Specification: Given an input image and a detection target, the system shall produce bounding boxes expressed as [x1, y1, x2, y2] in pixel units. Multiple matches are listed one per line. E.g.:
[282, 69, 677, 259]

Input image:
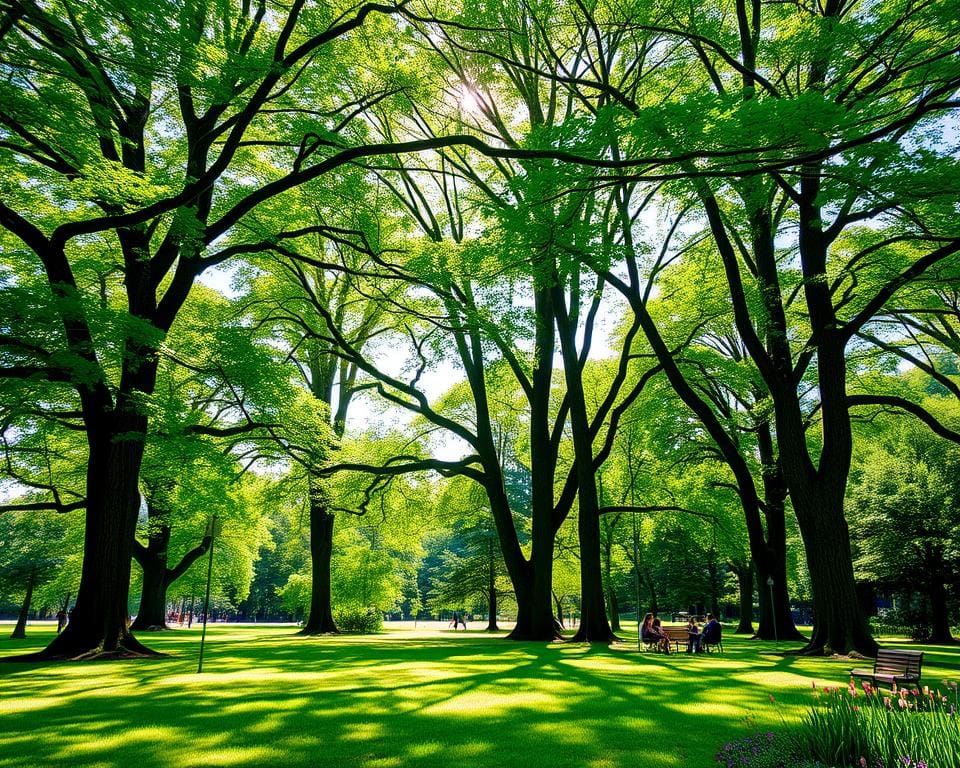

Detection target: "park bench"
[850, 649, 923, 688]
[663, 625, 691, 653]
[643, 625, 694, 653]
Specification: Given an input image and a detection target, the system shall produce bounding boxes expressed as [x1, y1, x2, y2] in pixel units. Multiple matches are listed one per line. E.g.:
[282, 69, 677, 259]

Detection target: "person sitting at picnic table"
[641, 613, 671, 654]
[699, 613, 721, 651]
[685, 616, 700, 653]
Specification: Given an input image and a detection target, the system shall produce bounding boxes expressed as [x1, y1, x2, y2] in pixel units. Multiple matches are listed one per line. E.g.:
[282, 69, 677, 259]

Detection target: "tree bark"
[571, 507, 616, 642]
[754, 421, 806, 642]
[791, 487, 878, 656]
[299, 495, 338, 635]
[10, 574, 34, 639]
[553, 285, 614, 644]
[507, 284, 561, 641]
[26, 434, 160, 659]
[132, 544, 170, 630]
[508, 546, 558, 640]
[928, 578, 955, 644]
[607, 588, 621, 632]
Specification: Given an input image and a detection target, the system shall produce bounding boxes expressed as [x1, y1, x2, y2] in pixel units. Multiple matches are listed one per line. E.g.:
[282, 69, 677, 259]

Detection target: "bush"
[333, 606, 383, 634]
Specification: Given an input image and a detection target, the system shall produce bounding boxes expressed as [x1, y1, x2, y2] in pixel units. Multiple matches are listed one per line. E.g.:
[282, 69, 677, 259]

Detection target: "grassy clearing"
[1, 624, 958, 768]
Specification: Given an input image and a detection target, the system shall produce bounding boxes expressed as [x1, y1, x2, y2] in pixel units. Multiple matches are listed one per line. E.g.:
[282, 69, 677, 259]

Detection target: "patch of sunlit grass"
[1, 623, 958, 768]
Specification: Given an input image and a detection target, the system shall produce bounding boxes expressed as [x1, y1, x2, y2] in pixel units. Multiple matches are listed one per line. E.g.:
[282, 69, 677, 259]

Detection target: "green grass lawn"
[1, 624, 958, 768]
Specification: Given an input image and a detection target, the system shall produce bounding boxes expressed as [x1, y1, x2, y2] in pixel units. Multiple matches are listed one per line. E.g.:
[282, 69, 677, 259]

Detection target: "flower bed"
[716, 680, 960, 768]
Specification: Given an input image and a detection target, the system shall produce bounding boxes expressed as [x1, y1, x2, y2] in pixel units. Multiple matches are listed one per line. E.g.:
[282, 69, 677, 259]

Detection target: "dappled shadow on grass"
[1, 627, 958, 768]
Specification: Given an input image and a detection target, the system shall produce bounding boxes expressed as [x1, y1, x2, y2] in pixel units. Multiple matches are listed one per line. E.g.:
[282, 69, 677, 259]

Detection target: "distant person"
[460, 613, 468, 630]
[640, 613, 654, 641]
[685, 616, 700, 653]
[450, 611, 460, 629]
[56, 608, 67, 633]
[699, 614, 721, 652]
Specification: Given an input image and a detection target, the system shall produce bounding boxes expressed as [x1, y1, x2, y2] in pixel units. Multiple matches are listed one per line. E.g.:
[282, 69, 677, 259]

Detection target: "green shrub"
[333, 606, 383, 634]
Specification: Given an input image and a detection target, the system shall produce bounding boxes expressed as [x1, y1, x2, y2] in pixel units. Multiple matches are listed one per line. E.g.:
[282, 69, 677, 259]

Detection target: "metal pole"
[766, 576, 778, 645]
[633, 512, 641, 652]
[197, 515, 218, 674]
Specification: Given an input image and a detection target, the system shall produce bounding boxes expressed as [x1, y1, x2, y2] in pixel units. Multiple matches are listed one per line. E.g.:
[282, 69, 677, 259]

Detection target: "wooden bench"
[642, 626, 685, 652]
[663, 625, 692, 653]
[850, 649, 923, 688]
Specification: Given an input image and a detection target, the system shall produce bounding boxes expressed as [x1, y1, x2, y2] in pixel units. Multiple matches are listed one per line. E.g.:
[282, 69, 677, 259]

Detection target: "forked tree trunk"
[508, 545, 558, 640]
[554, 287, 614, 644]
[131, 519, 211, 631]
[300, 499, 338, 635]
[10, 574, 34, 639]
[133, 553, 170, 630]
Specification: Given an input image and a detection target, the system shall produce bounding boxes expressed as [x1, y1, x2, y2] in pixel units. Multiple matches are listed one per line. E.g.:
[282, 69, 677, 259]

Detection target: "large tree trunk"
[754, 554, 805, 642]
[508, 543, 558, 640]
[507, 285, 561, 642]
[10, 574, 35, 639]
[792, 489, 878, 656]
[30, 435, 159, 659]
[928, 579, 955, 644]
[731, 562, 753, 635]
[754, 421, 805, 642]
[571, 508, 615, 642]
[300, 491, 338, 635]
[132, 549, 170, 630]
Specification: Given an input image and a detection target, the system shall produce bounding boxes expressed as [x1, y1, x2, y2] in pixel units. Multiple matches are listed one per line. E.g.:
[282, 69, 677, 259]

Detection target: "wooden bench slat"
[850, 649, 923, 688]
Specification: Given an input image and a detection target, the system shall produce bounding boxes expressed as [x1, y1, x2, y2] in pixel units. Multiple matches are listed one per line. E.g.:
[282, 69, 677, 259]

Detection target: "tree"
[0, 0, 454, 659]
[428, 480, 518, 631]
[849, 417, 960, 644]
[235, 181, 398, 634]
[541, 0, 960, 654]
[0, 510, 68, 638]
